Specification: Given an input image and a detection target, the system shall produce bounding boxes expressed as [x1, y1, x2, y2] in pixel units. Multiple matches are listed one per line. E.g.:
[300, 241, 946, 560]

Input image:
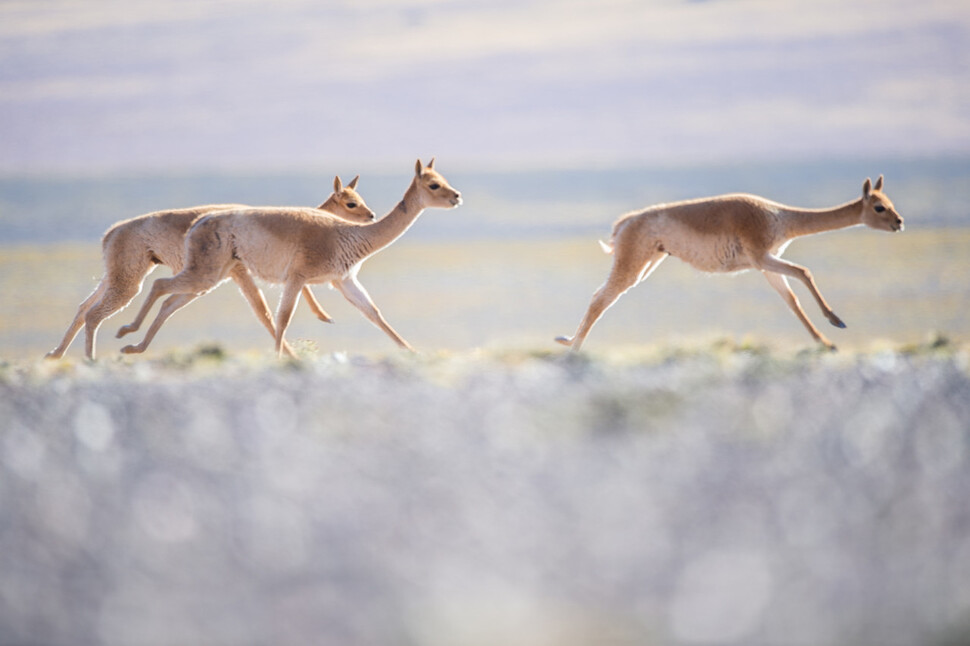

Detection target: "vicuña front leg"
[334, 276, 415, 351]
[302, 285, 334, 323]
[230, 266, 298, 358]
[762, 271, 836, 350]
[273, 279, 304, 358]
[757, 255, 845, 329]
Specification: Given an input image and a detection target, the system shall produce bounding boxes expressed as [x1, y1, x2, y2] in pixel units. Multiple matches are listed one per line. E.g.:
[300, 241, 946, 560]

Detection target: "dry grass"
[3, 227, 968, 361]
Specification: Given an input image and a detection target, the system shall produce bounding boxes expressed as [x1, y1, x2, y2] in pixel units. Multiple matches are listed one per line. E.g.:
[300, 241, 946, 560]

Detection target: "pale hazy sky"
[1, 0, 968, 172]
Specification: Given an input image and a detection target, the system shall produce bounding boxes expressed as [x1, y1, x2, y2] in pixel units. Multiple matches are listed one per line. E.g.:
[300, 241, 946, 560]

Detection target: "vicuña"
[119, 159, 462, 357]
[556, 176, 903, 351]
[47, 176, 374, 360]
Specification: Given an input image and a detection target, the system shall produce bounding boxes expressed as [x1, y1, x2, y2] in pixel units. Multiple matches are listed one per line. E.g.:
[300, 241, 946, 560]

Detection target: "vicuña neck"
[361, 179, 426, 253]
[781, 198, 863, 239]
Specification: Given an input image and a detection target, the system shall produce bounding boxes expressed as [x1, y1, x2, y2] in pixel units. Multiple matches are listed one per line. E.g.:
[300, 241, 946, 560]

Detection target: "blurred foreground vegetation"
[1, 338, 969, 645]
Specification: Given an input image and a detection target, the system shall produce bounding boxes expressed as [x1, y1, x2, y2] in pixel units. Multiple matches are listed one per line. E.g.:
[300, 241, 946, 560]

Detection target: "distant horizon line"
[2, 152, 968, 179]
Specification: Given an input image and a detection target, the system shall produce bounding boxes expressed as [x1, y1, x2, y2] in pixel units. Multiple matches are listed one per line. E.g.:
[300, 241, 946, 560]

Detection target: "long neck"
[358, 179, 426, 254]
[780, 198, 863, 239]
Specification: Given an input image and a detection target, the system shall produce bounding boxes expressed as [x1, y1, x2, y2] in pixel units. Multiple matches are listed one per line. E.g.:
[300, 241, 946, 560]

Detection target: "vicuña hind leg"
[84, 284, 144, 359]
[118, 260, 233, 353]
[119, 219, 233, 339]
[120, 292, 199, 354]
[556, 251, 667, 351]
[49, 256, 155, 359]
[116, 275, 180, 339]
[47, 281, 107, 359]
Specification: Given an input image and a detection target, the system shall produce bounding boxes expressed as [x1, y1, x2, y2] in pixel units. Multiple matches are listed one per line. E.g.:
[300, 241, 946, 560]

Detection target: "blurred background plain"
[1, 0, 968, 357]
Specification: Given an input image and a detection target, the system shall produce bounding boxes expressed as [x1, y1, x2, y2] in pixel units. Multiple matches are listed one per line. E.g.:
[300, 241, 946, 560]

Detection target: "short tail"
[599, 215, 633, 254]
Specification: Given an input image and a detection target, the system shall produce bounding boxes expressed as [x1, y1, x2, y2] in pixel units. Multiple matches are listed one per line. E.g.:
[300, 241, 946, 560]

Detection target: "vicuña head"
[414, 157, 463, 208]
[861, 175, 903, 232]
[319, 175, 376, 223]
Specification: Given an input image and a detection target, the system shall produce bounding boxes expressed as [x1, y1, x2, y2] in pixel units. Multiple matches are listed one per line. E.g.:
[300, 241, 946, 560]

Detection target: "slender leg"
[333, 276, 414, 351]
[230, 266, 297, 358]
[116, 276, 178, 339]
[555, 252, 667, 351]
[47, 281, 107, 359]
[762, 271, 836, 350]
[50, 257, 155, 359]
[756, 255, 845, 329]
[302, 285, 333, 323]
[119, 262, 234, 353]
[120, 293, 200, 354]
[273, 279, 304, 358]
[83, 284, 144, 359]
[119, 218, 233, 339]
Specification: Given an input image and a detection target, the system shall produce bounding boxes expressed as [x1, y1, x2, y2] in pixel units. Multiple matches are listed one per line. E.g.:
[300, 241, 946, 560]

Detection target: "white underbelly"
[666, 234, 752, 273]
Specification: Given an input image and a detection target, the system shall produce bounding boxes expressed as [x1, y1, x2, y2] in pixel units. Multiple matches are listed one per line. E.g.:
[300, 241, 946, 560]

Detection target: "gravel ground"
[2, 344, 969, 646]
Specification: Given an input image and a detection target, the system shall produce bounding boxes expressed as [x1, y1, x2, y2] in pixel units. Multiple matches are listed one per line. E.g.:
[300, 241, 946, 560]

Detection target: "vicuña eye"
[429, 183, 441, 190]
[346, 202, 358, 209]
[874, 205, 886, 213]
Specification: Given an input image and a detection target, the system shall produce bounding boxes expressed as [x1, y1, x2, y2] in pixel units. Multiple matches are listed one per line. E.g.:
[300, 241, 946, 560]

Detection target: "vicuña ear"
[862, 177, 872, 199]
[427, 157, 435, 169]
[415, 159, 423, 176]
[333, 176, 343, 192]
[348, 175, 360, 189]
[873, 174, 884, 191]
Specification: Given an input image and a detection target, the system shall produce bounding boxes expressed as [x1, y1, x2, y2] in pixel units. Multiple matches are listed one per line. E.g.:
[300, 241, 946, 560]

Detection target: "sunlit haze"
[1, 0, 968, 172]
